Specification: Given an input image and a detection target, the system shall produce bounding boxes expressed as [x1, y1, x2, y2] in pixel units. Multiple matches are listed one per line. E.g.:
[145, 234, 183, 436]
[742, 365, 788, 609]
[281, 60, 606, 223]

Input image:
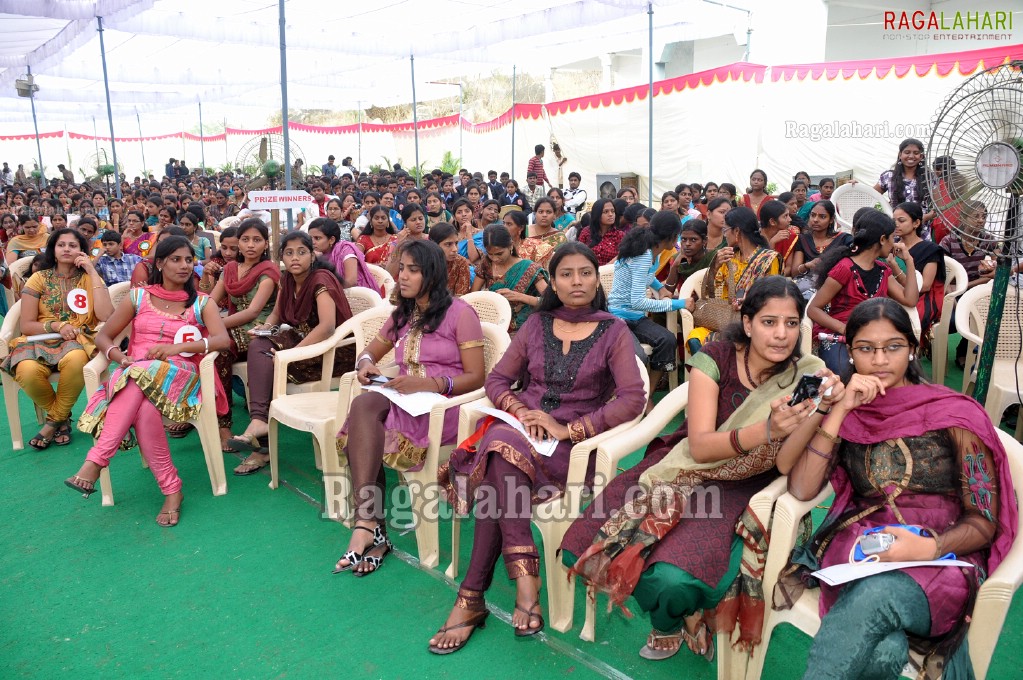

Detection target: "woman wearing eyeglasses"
[777, 298, 1017, 680]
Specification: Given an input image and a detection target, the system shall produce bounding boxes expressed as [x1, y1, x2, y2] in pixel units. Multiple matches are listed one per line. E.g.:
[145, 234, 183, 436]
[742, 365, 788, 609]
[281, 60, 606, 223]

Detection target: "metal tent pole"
[647, 1, 654, 205]
[135, 107, 146, 177]
[411, 53, 420, 182]
[357, 101, 362, 174]
[27, 66, 45, 187]
[511, 65, 516, 177]
[278, 0, 293, 229]
[198, 98, 206, 175]
[96, 16, 122, 199]
[458, 81, 463, 165]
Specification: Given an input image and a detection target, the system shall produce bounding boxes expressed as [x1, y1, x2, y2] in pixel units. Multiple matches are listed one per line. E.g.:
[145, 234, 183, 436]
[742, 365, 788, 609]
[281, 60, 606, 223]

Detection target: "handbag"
[691, 298, 739, 331]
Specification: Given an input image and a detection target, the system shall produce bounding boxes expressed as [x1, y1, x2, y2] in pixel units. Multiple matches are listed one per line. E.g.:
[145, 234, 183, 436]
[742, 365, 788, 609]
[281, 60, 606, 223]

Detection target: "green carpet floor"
[1, 344, 1020, 679]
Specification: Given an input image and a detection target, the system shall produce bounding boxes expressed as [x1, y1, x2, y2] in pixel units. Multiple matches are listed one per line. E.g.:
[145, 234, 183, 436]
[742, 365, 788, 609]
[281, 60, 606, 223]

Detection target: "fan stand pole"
[972, 258, 1012, 405]
[972, 197, 1020, 405]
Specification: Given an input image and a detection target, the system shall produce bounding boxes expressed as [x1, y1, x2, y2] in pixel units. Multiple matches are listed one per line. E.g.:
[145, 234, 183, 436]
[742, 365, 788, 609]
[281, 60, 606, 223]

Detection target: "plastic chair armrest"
[590, 384, 690, 463]
[271, 326, 351, 398]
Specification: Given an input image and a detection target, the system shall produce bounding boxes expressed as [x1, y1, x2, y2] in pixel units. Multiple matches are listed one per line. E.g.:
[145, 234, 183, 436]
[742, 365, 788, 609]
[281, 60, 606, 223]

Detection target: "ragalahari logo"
[884, 10, 1013, 31]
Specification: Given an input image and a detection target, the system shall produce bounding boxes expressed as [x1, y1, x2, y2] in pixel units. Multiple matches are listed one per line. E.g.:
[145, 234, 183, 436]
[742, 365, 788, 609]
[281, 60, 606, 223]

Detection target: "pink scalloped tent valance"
[22, 44, 1023, 143]
[771, 43, 1023, 82]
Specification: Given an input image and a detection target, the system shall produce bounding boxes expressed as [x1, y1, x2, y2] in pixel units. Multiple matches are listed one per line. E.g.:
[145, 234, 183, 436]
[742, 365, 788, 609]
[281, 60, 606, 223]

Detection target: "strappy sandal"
[427, 610, 490, 655]
[156, 502, 182, 527]
[165, 423, 194, 438]
[64, 474, 98, 498]
[332, 525, 377, 574]
[513, 598, 545, 637]
[233, 453, 269, 476]
[681, 622, 715, 662]
[29, 421, 59, 450]
[53, 421, 72, 446]
[226, 432, 267, 453]
[353, 525, 392, 578]
[639, 628, 685, 660]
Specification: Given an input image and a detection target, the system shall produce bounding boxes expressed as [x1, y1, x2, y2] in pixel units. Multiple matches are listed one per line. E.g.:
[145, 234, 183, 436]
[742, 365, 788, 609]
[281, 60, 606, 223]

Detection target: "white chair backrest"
[108, 281, 131, 310]
[598, 263, 615, 297]
[9, 256, 34, 293]
[344, 286, 384, 316]
[463, 291, 513, 330]
[366, 264, 395, 298]
[830, 183, 892, 232]
[956, 282, 1023, 360]
[0, 300, 21, 349]
[479, 321, 511, 373]
[944, 256, 969, 298]
[679, 268, 708, 301]
[352, 305, 396, 364]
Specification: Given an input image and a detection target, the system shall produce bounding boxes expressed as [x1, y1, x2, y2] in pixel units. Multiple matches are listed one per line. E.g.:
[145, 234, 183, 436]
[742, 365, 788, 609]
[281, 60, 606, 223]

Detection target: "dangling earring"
[848, 357, 854, 364]
[909, 354, 915, 361]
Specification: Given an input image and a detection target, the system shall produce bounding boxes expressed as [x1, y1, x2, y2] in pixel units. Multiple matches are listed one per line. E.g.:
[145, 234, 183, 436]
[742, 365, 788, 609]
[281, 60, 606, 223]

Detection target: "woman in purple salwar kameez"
[428, 242, 646, 654]
[777, 298, 1017, 680]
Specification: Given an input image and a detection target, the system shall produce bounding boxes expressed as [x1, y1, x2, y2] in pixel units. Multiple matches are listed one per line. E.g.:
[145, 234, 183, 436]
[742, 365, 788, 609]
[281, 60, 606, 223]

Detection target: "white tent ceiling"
[0, 0, 743, 130]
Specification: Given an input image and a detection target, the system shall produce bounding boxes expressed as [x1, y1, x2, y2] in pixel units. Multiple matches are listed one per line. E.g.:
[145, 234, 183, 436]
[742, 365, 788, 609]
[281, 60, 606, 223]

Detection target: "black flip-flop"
[226, 433, 267, 452]
[165, 423, 194, 438]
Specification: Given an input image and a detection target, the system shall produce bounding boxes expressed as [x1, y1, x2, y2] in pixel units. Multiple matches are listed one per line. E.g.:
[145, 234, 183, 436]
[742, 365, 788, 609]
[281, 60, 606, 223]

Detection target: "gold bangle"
[815, 427, 841, 444]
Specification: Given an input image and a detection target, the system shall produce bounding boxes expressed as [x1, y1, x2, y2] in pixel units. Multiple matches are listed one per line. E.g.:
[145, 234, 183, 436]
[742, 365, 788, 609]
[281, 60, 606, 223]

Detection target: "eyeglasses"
[850, 343, 909, 356]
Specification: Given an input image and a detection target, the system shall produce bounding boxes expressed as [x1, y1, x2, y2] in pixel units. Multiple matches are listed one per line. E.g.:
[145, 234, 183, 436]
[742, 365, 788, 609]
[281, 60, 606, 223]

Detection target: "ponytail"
[814, 209, 894, 289]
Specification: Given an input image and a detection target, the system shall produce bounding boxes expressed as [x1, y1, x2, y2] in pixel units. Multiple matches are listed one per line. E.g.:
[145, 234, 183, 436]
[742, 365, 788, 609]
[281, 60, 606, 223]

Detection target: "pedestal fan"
[927, 60, 1023, 403]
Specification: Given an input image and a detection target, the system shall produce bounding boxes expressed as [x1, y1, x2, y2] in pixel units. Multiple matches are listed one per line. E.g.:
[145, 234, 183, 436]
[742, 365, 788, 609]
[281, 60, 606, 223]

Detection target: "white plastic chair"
[84, 324, 227, 506]
[930, 256, 970, 386]
[447, 356, 650, 636]
[344, 286, 384, 316]
[749, 428, 1023, 680]
[266, 310, 381, 504]
[0, 281, 128, 450]
[955, 282, 1023, 439]
[366, 263, 395, 299]
[830, 183, 892, 233]
[330, 321, 510, 568]
[462, 290, 513, 330]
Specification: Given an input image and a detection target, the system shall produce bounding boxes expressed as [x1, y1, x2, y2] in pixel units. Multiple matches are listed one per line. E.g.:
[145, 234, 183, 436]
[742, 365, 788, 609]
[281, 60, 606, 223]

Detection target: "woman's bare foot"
[332, 521, 378, 572]
[220, 427, 236, 452]
[681, 612, 714, 660]
[156, 491, 183, 527]
[512, 574, 543, 634]
[640, 628, 684, 659]
[232, 451, 269, 475]
[244, 419, 269, 440]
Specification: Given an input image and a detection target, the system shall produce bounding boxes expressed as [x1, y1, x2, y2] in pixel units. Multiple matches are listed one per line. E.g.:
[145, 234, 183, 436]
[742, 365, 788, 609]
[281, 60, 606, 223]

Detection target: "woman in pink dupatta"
[777, 298, 1017, 680]
[307, 217, 379, 294]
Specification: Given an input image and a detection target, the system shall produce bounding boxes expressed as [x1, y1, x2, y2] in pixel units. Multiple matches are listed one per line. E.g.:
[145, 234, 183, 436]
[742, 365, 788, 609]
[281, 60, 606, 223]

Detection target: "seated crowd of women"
[2, 145, 1015, 678]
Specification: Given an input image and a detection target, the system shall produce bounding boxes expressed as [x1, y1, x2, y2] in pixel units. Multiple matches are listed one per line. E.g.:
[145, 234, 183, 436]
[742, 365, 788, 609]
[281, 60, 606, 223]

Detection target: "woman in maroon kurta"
[778, 298, 1017, 679]
[430, 242, 646, 654]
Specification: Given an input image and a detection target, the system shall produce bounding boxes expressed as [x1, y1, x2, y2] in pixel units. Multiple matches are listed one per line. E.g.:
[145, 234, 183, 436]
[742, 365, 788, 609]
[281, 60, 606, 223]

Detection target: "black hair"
[844, 297, 925, 384]
[405, 188, 423, 202]
[725, 206, 770, 248]
[307, 217, 342, 251]
[279, 230, 341, 282]
[159, 205, 177, 223]
[618, 210, 682, 260]
[532, 197, 556, 218]
[534, 144, 545, 155]
[793, 171, 811, 183]
[889, 138, 929, 208]
[362, 191, 381, 204]
[639, 207, 657, 224]
[401, 202, 427, 224]
[681, 218, 708, 239]
[622, 202, 648, 228]
[707, 196, 732, 215]
[502, 209, 528, 237]
[568, 171, 581, 181]
[427, 222, 458, 244]
[759, 200, 789, 230]
[537, 242, 608, 313]
[100, 230, 121, 244]
[776, 192, 795, 205]
[366, 205, 397, 234]
[750, 169, 768, 183]
[894, 201, 925, 236]
[718, 183, 738, 205]
[815, 209, 895, 289]
[818, 177, 835, 189]
[234, 217, 270, 263]
[40, 228, 90, 271]
[790, 180, 808, 191]
[482, 223, 515, 255]
[185, 202, 206, 225]
[547, 187, 565, 206]
[661, 190, 679, 205]
[587, 198, 622, 247]
[390, 240, 452, 336]
[149, 235, 198, 305]
[808, 199, 837, 235]
[722, 275, 804, 386]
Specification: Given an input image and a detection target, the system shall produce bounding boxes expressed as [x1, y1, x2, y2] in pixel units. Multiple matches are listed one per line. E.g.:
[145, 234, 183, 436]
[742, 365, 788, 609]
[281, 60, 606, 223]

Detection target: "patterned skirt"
[1, 336, 89, 376]
[77, 358, 203, 437]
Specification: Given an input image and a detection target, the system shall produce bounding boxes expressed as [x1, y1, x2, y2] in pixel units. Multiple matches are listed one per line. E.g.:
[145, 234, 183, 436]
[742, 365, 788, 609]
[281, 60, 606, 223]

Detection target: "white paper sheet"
[474, 406, 560, 458]
[812, 559, 974, 587]
[364, 385, 447, 417]
[24, 333, 63, 342]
